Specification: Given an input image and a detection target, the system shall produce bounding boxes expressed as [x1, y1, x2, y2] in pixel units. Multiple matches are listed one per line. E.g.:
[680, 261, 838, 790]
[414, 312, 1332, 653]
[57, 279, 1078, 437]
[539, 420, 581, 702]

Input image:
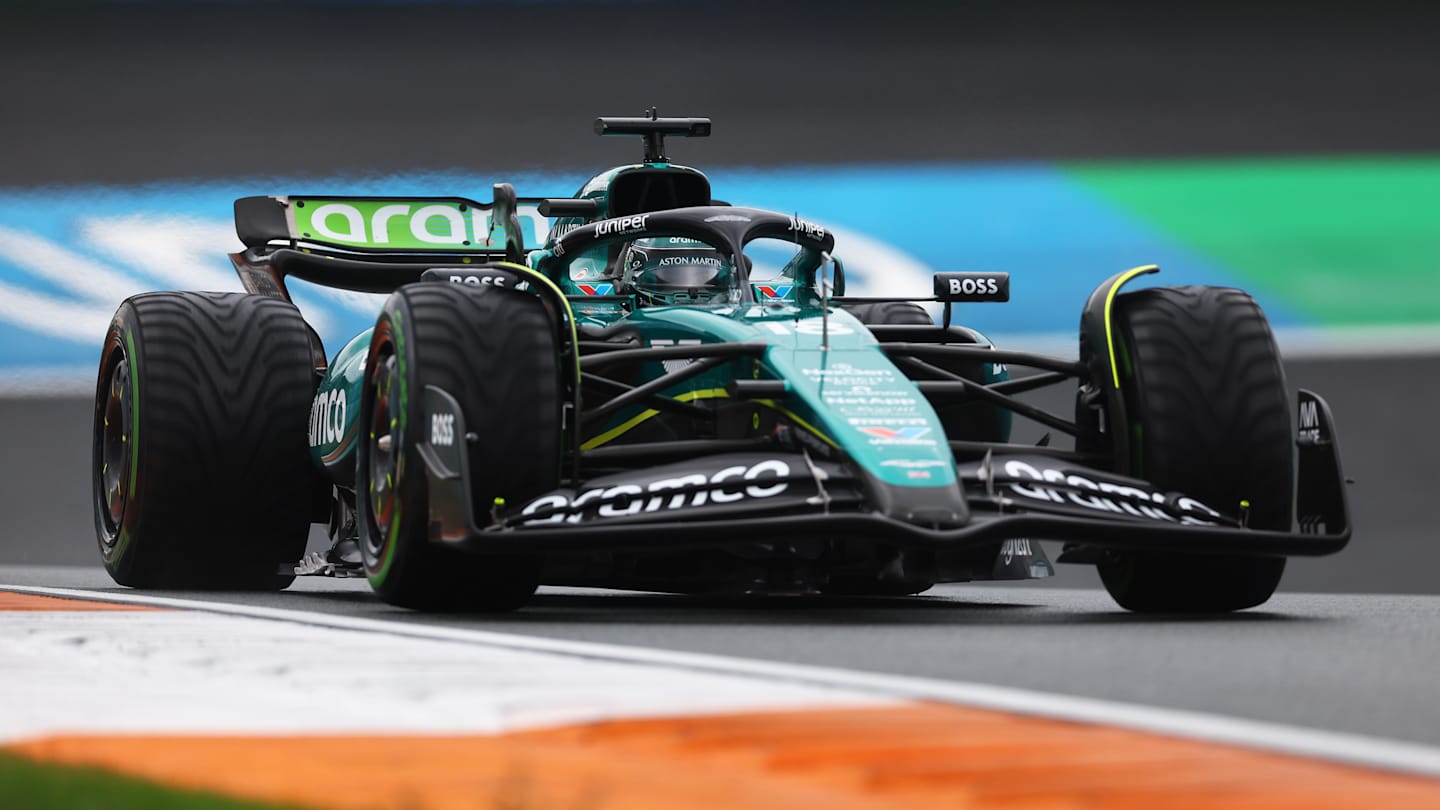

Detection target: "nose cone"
[861, 472, 971, 529]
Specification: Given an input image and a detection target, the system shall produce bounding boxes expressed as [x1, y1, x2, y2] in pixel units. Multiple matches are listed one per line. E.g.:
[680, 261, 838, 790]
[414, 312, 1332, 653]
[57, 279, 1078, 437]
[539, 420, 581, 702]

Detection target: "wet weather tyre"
[1098, 286, 1293, 612]
[93, 292, 319, 589]
[357, 283, 561, 611]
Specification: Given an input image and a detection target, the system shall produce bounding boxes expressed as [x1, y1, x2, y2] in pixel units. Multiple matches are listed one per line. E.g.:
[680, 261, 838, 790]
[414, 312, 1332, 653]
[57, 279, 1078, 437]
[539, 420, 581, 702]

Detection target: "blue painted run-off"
[0, 165, 1299, 376]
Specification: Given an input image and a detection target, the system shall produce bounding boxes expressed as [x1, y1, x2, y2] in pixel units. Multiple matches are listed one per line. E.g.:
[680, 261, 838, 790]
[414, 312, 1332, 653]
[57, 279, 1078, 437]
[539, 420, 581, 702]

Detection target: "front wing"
[419, 385, 1350, 559]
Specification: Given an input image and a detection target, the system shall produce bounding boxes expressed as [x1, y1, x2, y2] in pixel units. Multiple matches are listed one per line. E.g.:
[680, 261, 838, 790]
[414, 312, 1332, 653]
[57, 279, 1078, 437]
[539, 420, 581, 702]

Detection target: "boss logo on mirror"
[933, 272, 1010, 302]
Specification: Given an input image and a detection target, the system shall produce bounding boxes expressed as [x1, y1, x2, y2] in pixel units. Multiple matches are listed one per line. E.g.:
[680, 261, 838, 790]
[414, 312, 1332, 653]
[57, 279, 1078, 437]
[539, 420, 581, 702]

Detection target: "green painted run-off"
[1066, 156, 1440, 327]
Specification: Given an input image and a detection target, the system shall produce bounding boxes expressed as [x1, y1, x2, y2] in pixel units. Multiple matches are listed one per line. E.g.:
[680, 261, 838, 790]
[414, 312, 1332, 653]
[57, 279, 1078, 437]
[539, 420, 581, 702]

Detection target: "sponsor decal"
[576, 283, 615, 296]
[1001, 459, 1222, 525]
[650, 338, 702, 373]
[762, 320, 853, 336]
[1299, 397, 1321, 442]
[804, 364, 902, 388]
[786, 216, 826, 241]
[858, 426, 932, 441]
[657, 255, 724, 268]
[849, 417, 929, 426]
[826, 397, 920, 411]
[829, 398, 918, 407]
[521, 459, 792, 524]
[440, 272, 524, 290]
[828, 402, 922, 415]
[704, 214, 752, 223]
[291, 199, 543, 250]
[1000, 538, 1033, 564]
[907, 470, 933, 480]
[947, 277, 999, 296]
[305, 202, 465, 245]
[932, 272, 1010, 302]
[806, 363, 921, 413]
[593, 214, 649, 237]
[430, 413, 455, 447]
[308, 388, 347, 447]
[755, 284, 794, 300]
[880, 458, 948, 469]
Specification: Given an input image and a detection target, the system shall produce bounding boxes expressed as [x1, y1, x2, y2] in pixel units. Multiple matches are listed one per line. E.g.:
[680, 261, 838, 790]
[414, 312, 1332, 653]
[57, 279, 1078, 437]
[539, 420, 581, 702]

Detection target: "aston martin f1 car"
[93, 114, 1350, 612]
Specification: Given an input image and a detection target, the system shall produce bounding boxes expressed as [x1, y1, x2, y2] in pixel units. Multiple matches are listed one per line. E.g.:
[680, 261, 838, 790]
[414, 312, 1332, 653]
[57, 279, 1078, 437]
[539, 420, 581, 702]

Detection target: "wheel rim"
[366, 350, 399, 555]
[98, 353, 132, 545]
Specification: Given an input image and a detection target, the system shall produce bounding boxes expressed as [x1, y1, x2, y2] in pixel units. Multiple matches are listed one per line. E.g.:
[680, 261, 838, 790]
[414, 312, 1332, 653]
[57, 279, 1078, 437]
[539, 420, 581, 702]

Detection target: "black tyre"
[844, 301, 934, 327]
[1098, 286, 1292, 612]
[357, 283, 562, 611]
[93, 292, 319, 589]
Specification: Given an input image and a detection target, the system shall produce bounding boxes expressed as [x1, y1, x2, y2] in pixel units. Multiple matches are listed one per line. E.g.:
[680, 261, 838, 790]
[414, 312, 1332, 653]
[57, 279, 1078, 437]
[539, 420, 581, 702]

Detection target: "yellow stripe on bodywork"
[1104, 264, 1159, 388]
[755, 399, 839, 449]
[494, 261, 581, 388]
[582, 388, 731, 449]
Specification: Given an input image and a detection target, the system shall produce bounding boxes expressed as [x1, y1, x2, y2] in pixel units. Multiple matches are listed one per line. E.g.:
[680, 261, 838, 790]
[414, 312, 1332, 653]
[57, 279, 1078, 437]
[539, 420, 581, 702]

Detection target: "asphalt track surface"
[5, 566, 1440, 752]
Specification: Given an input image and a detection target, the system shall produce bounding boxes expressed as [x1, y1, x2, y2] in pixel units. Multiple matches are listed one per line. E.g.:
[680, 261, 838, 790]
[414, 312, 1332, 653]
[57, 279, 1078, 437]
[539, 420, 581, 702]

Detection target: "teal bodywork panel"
[308, 328, 372, 477]
[574, 304, 968, 489]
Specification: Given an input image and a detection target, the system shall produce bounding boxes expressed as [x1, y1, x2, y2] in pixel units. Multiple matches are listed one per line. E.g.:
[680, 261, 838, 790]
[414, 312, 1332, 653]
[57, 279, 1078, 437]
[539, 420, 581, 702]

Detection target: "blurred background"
[2, 0, 1436, 592]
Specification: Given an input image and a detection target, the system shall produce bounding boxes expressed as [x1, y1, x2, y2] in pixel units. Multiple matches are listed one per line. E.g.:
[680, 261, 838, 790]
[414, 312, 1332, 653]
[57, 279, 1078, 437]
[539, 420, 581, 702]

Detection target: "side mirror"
[933, 272, 1009, 302]
[831, 255, 846, 296]
[933, 271, 1009, 328]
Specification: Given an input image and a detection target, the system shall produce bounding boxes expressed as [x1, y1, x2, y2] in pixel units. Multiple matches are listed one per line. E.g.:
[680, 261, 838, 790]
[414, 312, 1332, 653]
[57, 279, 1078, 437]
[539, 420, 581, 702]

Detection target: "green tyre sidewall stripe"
[366, 308, 405, 589]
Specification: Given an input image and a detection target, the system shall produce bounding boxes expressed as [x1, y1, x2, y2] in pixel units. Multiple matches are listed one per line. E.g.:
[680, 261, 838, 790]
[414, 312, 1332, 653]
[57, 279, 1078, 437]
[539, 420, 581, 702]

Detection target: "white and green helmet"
[620, 237, 738, 305]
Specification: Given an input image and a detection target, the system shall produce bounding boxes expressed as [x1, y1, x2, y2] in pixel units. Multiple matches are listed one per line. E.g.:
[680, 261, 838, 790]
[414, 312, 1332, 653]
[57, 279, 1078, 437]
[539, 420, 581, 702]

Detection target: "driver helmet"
[620, 237, 737, 305]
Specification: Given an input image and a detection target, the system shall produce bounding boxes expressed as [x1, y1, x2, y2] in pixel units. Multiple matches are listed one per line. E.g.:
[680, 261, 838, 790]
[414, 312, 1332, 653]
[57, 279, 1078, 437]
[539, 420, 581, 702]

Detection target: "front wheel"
[357, 283, 562, 611]
[1098, 286, 1292, 612]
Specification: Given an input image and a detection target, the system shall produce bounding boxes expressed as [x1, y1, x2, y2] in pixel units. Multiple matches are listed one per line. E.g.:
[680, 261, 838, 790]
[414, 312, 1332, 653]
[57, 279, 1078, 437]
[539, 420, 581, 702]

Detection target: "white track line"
[7, 583, 1440, 779]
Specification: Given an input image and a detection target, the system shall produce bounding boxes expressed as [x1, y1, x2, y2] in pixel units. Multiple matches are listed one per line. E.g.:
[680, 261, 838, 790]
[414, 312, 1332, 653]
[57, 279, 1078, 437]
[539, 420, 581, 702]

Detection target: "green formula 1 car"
[92, 114, 1351, 612]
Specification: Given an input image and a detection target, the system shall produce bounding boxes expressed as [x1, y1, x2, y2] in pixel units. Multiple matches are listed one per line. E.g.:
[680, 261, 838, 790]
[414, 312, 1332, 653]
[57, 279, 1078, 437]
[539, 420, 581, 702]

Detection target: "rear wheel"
[93, 292, 318, 589]
[357, 283, 562, 611]
[1098, 286, 1292, 612]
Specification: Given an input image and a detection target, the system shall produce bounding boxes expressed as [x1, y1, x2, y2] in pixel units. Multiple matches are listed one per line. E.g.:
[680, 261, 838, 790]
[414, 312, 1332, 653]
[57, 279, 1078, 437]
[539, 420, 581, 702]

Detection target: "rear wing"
[230, 183, 558, 298]
[234, 183, 551, 260]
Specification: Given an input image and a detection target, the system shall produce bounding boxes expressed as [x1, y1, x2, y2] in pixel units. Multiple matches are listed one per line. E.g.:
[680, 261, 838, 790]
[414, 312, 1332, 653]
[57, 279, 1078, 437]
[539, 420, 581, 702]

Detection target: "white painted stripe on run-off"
[0, 601, 888, 744]
[8, 583, 1440, 779]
